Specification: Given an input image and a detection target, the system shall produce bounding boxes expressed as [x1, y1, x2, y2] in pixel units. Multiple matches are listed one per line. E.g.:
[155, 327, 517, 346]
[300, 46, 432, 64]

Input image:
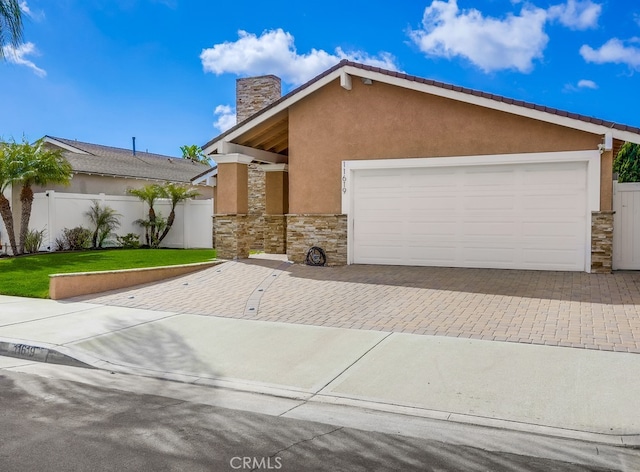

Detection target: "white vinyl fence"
[24, 191, 213, 252]
[613, 181, 640, 270]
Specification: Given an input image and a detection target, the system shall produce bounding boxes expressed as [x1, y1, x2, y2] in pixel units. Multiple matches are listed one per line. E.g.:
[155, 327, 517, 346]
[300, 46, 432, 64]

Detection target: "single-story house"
[41, 136, 214, 198]
[0, 136, 214, 253]
[203, 60, 640, 273]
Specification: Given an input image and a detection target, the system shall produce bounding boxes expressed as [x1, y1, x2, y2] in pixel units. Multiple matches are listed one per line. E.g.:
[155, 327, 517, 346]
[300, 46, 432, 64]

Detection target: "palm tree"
[157, 183, 199, 244]
[12, 138, 72, 254]
[0, 141, 18, 255]
[180, 145, 207, 163]
[85, 200, 121, 248]
[128, 184, 163, 246]
[0, 138, 72, 255]
[0, 0, 23, 60]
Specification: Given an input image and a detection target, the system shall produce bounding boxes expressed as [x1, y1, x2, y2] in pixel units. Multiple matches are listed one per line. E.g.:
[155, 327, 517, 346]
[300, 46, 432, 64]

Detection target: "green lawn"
[0, 249, 217, 299]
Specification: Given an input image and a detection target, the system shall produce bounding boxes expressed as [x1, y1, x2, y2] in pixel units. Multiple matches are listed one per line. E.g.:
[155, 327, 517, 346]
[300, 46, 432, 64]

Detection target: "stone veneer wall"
[214, 215, 250, 260]
[591, 211, 614, 273]
[264, 215, 287, 254]
[286, 214, 347, 266]
[247, 164, 266, 251]
[236, 76, 282, 123]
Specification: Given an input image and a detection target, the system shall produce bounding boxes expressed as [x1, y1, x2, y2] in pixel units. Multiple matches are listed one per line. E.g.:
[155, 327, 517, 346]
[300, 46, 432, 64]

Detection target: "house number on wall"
[342, 163, 347, 194]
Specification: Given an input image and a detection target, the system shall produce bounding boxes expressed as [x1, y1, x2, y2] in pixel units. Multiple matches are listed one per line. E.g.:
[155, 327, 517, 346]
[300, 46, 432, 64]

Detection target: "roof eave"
[203, 60, 640, 153]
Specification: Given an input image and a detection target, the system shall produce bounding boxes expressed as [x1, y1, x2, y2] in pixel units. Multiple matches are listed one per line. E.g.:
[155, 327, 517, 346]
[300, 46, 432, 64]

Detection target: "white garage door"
[352, 161, 588, 271]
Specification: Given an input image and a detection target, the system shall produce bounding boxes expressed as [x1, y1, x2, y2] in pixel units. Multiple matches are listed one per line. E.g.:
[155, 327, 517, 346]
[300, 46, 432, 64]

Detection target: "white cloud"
[547, 0, 601, 30]
[213, 104, 236, 132]
[19, 1, 31, 15]
[408, 0, 548, 73]
[200, 29, 399, 86]
[580, 38, 640, 69]
[577, 79, 598, 89]
[2, 42, 46, 77]
[19, 1, 44, 21]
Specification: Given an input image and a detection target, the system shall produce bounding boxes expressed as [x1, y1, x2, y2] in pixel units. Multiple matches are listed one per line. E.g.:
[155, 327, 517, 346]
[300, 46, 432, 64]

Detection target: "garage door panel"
[407, 196, 459, 211]
[461, 222, 516, 237]
[461, 247, 516, 264]
[523, 165, 585, 186]
[521, 220, 583, 238]
[522, 194, 585, 211]
[352, 160, 588, 271]
[463, 195, 517, 211]
[411, 221, 457, 236]
[521, 248, 583, 268]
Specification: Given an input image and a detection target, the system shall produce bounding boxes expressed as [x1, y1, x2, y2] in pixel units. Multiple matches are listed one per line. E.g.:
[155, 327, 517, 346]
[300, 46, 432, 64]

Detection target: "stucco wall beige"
[288, 78, 605, 214]
[265, 171, 289, 214]
[216, 163, 248, 214]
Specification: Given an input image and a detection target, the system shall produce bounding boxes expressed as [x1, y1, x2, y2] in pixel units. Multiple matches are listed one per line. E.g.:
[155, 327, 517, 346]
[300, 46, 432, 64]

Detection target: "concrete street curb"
[0, 340, 94, 369]
[3, 340, 638, 448]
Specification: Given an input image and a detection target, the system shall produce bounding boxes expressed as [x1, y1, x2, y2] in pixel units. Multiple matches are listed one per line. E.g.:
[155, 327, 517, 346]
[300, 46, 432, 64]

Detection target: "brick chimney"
[236, 75, 282, 124]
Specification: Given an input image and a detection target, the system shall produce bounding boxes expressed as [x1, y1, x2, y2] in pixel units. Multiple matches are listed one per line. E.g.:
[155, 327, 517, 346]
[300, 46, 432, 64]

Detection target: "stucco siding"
[288, 78, 603, 214]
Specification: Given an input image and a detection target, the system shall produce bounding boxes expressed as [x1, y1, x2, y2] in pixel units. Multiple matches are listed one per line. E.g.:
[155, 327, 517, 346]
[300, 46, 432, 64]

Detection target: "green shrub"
[85, 200, 122, 248]
[57, 226, 92, 251]
[24, 228, 47, 254]
[116, 233, 140, 249]
[614, 142, 640, 183]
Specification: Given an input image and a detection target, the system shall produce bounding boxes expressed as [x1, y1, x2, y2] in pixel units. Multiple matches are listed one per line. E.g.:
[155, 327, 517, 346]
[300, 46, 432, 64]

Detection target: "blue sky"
[2, 0, 639, 157]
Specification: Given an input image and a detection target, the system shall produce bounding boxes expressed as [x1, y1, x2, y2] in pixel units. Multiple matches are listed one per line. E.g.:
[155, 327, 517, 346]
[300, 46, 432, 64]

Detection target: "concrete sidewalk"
[0, 294, 638, 446]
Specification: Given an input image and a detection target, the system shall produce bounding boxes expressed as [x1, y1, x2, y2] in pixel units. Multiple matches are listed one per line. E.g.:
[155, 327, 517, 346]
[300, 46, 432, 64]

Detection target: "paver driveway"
[72, 258, 640, 354]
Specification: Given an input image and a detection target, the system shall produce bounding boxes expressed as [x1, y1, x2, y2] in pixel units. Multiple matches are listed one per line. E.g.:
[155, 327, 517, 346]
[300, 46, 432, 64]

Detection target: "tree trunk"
[0, 193, 18, 256]
[157, 210, 175, 244]
[18, 184, 34, 255]
[148, 206, 156, 247]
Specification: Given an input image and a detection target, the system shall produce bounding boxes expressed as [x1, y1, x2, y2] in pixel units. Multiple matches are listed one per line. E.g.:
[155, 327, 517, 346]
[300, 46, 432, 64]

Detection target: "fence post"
[47, 190, 56, 252]
[184, 200, 191, 249]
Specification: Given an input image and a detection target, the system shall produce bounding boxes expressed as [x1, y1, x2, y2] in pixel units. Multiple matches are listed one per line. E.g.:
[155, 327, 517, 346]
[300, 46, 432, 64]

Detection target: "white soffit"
[219, 142, 287, 164]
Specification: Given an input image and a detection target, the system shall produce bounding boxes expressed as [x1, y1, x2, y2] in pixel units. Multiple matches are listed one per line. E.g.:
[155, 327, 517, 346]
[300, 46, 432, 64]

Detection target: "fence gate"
[613, 181, 640, 270]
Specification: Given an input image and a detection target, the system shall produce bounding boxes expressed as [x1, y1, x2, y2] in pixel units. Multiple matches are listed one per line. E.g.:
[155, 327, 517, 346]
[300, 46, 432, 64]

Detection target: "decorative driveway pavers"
[73, 259, 640, 354]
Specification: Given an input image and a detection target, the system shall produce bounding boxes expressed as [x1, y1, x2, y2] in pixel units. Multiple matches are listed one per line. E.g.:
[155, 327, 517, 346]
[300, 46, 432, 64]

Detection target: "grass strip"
[0, 249, 216, 298]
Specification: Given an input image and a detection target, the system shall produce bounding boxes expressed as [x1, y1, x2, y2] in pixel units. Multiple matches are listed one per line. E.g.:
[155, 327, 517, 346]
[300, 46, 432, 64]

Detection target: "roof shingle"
[46, 136, 211, 184]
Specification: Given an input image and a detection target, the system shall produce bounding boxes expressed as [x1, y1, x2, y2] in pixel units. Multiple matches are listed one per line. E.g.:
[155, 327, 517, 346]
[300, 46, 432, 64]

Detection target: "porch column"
[591, 148, 614, 273]
[263, 164, 288, 254]
[214, 153, 252, 260]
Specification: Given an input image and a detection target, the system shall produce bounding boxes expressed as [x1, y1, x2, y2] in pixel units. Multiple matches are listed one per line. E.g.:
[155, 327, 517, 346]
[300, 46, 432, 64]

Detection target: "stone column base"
[591, 211, 614, 273]
[214, 214, 250, 260]
[286, 214, 347, 266]
[264, 215, 287, 254]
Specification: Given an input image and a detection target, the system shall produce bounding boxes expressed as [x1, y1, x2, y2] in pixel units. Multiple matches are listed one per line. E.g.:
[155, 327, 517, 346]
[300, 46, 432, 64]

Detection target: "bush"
[614, 142, 640, 183]
[116, 233, 140, 249]
[24, 228, 47, 254]
[85, 200, 122, 248]
[56, 226, 92, 251]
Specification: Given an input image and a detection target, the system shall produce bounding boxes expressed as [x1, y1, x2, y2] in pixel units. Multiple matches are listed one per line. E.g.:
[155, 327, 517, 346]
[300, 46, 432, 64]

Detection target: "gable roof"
[44, 136, 212, 184]
[203, 60, 640, 157]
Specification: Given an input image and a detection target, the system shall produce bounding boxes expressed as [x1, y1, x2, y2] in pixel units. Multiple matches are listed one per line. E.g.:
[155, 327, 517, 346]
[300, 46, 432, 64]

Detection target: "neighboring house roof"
[203, 60, 640, 157]
[44, 136, 212, 184]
